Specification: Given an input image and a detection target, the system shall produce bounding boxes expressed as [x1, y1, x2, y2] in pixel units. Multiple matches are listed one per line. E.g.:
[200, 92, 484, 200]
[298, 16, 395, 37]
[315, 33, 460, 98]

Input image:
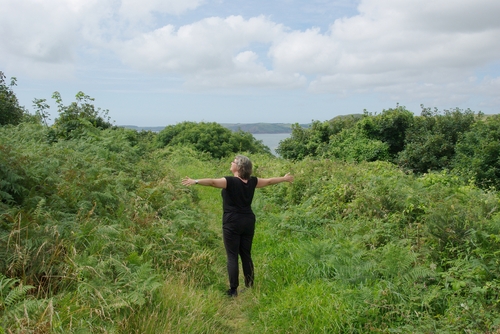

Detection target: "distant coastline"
[220, 123, 295, 134]
[121, 122, 309, 134]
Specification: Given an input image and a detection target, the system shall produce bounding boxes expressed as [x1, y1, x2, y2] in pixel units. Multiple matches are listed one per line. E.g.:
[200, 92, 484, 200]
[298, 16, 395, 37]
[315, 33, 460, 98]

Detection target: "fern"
[376, 242, 417, 280]
[33, 197, 46, 218]
[402, 265, 436, 285]
[0, 159, 26, 204]
[300, 239, 379, 284]
[3, 283, 34, 308]
[0, 274, 18, 308]
[0, 273, 50, 331]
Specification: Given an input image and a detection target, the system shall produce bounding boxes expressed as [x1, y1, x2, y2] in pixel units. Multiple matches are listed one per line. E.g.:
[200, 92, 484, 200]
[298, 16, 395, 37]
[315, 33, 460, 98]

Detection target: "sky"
[1, 0, 500, 126]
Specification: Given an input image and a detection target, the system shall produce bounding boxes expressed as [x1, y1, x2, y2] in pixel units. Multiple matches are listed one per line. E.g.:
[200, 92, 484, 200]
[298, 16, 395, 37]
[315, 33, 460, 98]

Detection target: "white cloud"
[264, 0, 500, 97]
[0, 1, 78, 63]
[0, 0, 107, 78]
[0, 0, 204, 77]
[269, 28, 340, 74]
[394, 0, 500, 33]
[119, 0, 204, 21]
[116, 15, 303, 87]
[1, 0, 500, 114]
[187, 48, 307, 89]
[110, 0, 500, 97]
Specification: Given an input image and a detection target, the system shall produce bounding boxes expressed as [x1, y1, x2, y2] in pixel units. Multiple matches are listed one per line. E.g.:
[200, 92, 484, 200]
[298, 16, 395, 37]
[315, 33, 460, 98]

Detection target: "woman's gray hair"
[234, 155, 253, 180]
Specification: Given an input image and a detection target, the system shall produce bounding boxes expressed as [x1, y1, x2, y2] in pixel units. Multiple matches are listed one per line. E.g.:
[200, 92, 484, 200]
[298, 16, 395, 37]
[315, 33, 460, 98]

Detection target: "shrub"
[358, 105, 414, 157]
[0, 72, 26, 126]
[48, 91, 114, 141]
[453, 115, 500, 189]
[156, 121, 270, 159]
[325, 127, 390, 162]
[397, 106, 476, 173]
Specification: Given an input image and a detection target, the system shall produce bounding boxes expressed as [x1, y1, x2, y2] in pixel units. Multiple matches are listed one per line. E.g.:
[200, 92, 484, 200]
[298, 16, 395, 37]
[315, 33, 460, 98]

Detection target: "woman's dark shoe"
[226, 288, 238, 297]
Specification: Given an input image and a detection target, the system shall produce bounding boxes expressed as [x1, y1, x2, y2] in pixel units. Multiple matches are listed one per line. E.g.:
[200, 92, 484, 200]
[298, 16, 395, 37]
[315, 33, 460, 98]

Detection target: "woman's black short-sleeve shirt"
[221, 176, 258, 214]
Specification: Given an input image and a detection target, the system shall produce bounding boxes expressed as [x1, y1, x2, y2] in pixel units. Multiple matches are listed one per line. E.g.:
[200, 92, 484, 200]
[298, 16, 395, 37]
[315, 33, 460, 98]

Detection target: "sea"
[252, 133, 291, 156]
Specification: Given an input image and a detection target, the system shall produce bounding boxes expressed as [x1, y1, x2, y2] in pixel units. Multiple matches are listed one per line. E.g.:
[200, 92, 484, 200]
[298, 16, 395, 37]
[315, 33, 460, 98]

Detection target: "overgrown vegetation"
[1, 75, 500, 333]
[276, 105, 500, 190]
[156, 121, 271, 158]
[0, 72, 27, 126]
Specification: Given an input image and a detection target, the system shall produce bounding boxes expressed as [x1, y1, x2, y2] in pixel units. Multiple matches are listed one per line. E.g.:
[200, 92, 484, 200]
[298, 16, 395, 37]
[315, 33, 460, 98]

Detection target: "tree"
[325, 127, 390, 162]
[229, 130, 271, 155]
[276, 123, 314, 160]
[453, 115, 500, 189]
[358, 105, 414, 158]
[49, 91, 114, 141]
[156, 121, 270, 159]
[277, 110, 408, 162]
[328, 114, 363, 136]
[0, 71, 25, 126]
[275, 121, 338, 160]
[397, 106, 476, 173]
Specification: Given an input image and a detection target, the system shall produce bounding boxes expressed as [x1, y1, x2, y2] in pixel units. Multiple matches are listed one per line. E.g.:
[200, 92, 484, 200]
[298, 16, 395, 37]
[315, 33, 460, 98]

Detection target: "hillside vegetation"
[221, 123, 296, 134]
[1, 82, 500, 333]
[123, 122, 303, 134]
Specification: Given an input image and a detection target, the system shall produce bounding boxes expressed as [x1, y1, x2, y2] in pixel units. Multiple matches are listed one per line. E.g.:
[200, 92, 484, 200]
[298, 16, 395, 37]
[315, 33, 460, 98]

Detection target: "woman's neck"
[234, 173, 248, 182]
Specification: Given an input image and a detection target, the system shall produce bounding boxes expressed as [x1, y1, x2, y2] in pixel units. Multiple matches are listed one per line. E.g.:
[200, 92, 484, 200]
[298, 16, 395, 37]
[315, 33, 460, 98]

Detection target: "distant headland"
[121, 122, 311, 134]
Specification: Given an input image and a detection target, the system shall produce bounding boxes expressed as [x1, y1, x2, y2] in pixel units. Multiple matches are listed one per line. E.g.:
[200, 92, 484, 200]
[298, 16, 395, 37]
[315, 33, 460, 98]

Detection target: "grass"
[2, 129, 500, 333]
[123, 276, 257, 333]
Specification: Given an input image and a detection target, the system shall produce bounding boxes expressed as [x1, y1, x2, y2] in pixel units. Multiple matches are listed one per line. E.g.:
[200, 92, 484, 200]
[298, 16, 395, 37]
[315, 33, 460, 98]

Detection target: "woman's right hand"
[284, 173, 294, 183]
[182, 176, 195, 186]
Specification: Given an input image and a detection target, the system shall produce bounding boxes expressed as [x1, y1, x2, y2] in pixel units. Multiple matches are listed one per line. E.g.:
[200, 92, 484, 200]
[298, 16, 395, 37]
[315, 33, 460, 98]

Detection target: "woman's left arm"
[256, 173, 294, 188]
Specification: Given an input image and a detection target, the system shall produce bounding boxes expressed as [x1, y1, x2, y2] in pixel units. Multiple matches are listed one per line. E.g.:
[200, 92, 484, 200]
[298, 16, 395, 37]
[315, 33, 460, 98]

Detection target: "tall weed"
[2, 122, 500, 332]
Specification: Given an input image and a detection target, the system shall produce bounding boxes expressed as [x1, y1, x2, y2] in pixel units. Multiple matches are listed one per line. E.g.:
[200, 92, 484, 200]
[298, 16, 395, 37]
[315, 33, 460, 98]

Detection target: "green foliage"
[397, 106, 477, 173]
[328, 113, 363, 135]
[276, 116, 363, 160]
[48, 91, 114, 141]
[2, 95, 500, 332]
[251, 158, 500, 332]
[275, 123, 311, 159]
[276, 106, 489, 192]
[277, 106, 413, 161]
[453, 115, 500, 189]
[0, 274, 34, 311]
[0, 146, 26, 205]
[0, 72, 26, 126]
[325, 127, 390, 162]
[32, 97, 51, 126]
[358, 105, 414, 157]
[156, 121, 270, 159]
[0, 273, 49, 332]
[275, 121, 331, 159]
[0, 121, 223, 332]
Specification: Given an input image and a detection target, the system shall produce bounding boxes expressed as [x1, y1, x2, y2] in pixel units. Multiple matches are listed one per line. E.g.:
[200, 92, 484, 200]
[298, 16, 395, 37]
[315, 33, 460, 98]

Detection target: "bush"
[453, 115, 500, 189]
[156, 121, 270, 159]
[276, 116, 363, 160]
[397, 106, 476, 173]
[358, 105, 414, 157]
[48, 91, 114, 141]
[325, 127, 390, 162]
[0, 72, 26, 126]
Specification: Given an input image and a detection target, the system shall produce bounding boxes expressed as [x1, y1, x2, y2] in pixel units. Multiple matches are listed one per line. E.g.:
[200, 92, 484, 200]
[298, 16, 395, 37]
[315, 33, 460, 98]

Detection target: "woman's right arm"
[182, 176, 227, 189]
[256, 173, 294, 188]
